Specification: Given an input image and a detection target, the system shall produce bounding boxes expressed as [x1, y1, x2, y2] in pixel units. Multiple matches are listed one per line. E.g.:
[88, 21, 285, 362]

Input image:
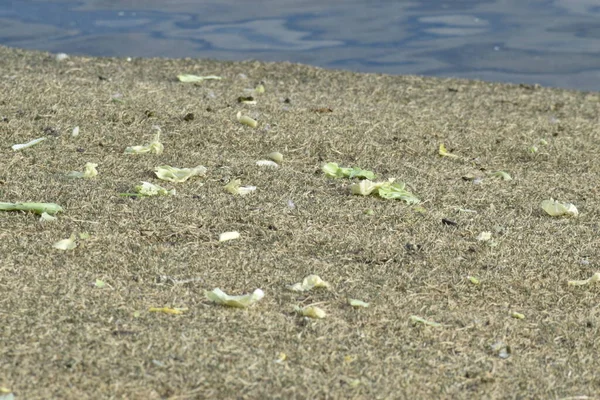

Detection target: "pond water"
[2, 0, 600, 91]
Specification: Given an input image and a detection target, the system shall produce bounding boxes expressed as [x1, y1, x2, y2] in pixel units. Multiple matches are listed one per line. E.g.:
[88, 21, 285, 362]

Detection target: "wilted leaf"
[322, 162, 375, 180]
[511, 312, 525, 319]
[124, 127, 164, 154]
[439, 143, 459, 159]
[256, 160, 278, 167]
[288, 275, 330, 292]
[467, 276, 480, 285]
[295, 305, 326, 319]
[67, 162, 98, 179]
[568, 272, 600, 286]
[134, 181, 176, 196]
[349, 299, 370, 308]
[149, 307, 187, 314]
[219, 231, 240, 242]
[409, 315, 442, 327]
[0, 202, 63, 215]
[53, 233, 77, 250]
[11, 137, 46, 151]
[224, 179, 256, 195]
[177, 74, 222, 82]
[154, 165, 207, 183]
[205, 288, 264, 308]
[541, 198, 578, 217]
[236, 111, 258, 128]
[268, 152, 283, 163]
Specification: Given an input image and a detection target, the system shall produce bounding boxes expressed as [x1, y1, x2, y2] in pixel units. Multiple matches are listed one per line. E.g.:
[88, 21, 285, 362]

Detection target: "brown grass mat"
[1, 45, 599, 399]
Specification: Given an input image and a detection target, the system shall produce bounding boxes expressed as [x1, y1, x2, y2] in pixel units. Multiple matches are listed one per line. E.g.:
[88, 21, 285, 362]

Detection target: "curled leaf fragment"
[541, 198, 578, 217]
[67, 162, 98, 179]
[177, 74, 222, 83]
[255, 84, 265, 93]
[409, 315, 442, 327]
[295, 305, 326, 319]
[268, 152, 283, 163]
[288, 274, 330, 292]
[124, 127, 164, 154]
[72, 126, 80, 137]
[154, 165, 207, 183]
[12, 137, 46, 151]
[149, 307, 187, 314]
[322, 162, 375, 180]
[491, 171, 512, 181]
[439, 143, 459, 159]
[205, 288, 264, 308]
[476, 231, 492, 241]
[236, 111, 258, 128]
[40, 212, 58, 222]
[568, 272, 600, 286]
[134, 181, 176, 196]
[53, 233, 77, 250]
[0, 202, 63, 215]
[467, 276, 480, 285]
[224, 179, 256, 195]
[511, 312, 525, 319]
[349, 299, 370, 308]
[219, 231, 240, 242]
[351, 179, 419, 204]
[256, 160, 278, 168]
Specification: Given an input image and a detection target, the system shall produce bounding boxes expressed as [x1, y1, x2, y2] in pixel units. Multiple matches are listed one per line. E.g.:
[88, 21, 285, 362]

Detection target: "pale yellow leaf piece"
[236, 111, 258, 128]
[124, 127, 164, 154]
[177, 74, 222, 82]
[491, 171, 512, 181]
[268, 151, 283, 163]
[12, 137, 46, 151]
[288, 274, 330, 292]
[467, 275, 480, 285]
[349, 299, 370, 308]
[256, 160, 278, 167]
[95, 279, 105, 288]
[135, 181, 176, 196]
[274, 352, 287, 363]
[511, 312, 525, 319]
[409, 315, 442, 327]
[149, 307, 188, 314]
[40, 212, 57, 222]
[255, 84, 265, 93]
[541, 198, 578, 217]
[568, 272, 600, 286]
[219, 231, 240, 242]
[154, 165, 207, 183]
[295, 305, 326, 319]
[53, 233, 77, 250]
[477, 231, 492, 241]
[224, 179, 256, 195]
[439, 143, 459, 159]
[205, 288, 264, 308]
[67, 162, 98, 179]
[351, 179, 379, 196]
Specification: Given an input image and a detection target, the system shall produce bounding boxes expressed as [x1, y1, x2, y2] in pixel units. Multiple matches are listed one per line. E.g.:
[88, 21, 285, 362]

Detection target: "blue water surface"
[1, 0, 600, 91]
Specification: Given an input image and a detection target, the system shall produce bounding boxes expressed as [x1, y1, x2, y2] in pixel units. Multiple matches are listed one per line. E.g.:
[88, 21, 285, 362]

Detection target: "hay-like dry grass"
[1, 45, 599, 399]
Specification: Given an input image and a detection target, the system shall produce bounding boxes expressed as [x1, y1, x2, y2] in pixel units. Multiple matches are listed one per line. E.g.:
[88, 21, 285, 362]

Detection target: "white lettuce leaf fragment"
[67, 162, 98, 179]
[53, 233, 77, 250]
[568, 272, 600, 286]
[288, 274, 330, 292]
[295, 305, 326, 319]
[236, 111, 258, 128]
[256, 160, 279, 168]
[135, 181, 176, 196]
[40, 212, 58, 222]
[72, 126, 80, 137]
[224, 179, 256, 195]
[476, 231, 492, 241]
[219, 231, 240, 242]
[349, 299, 370, 308]
[0, 202, 63, 215]
[177, 74, 222, 82]
[12, 137, 46, 151]
[541, 198, 578, 217]
[154, 165, 207, 183]
[205, 288, 264, 308]
[124, 127, 164, 154]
